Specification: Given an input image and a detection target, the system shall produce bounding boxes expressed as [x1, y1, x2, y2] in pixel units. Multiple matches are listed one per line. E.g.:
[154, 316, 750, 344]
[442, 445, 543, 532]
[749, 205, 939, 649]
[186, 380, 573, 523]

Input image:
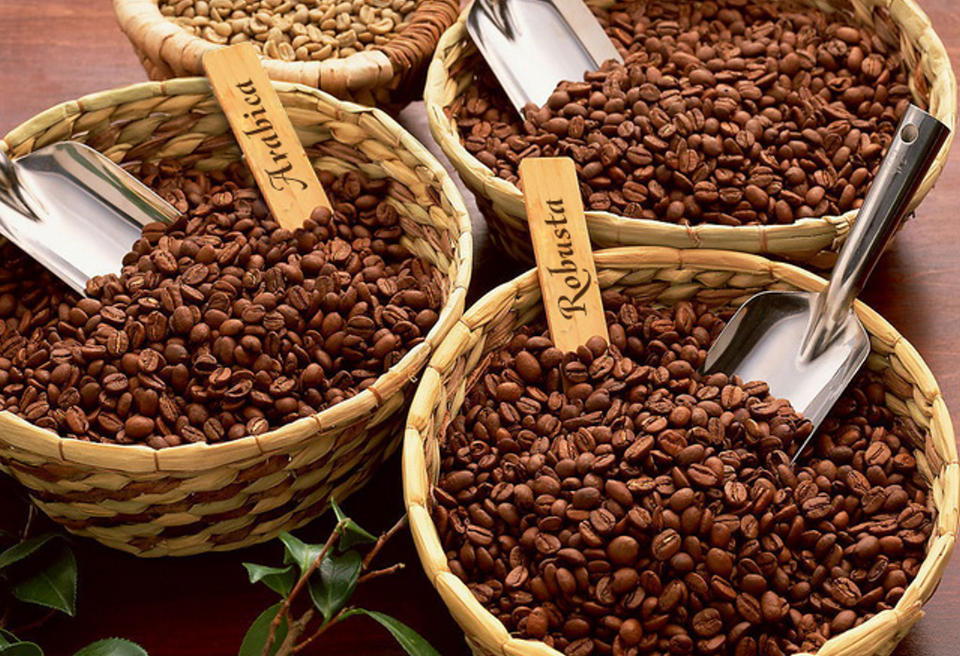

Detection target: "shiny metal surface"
[0, 142, 179, 295]
[466, 0, 622, 114]
[704, 105, 950, 457]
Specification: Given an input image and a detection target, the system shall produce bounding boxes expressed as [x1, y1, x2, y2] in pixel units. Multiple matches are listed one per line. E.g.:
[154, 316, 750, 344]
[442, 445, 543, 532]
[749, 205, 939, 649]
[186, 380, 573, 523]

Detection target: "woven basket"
[404, 247, 958, 656]
[425, 0, 956, 267]
[0, 77, 472, 557]
[114, 0, 459, 110]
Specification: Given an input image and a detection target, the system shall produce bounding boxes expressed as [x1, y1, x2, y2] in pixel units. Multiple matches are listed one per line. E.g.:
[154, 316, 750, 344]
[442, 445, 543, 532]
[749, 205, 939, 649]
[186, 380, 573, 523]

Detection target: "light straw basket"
[0, 77, 472, 557]
[114, 0, 460, 110]
[425, 0, 956, 267]
[404, 247, 958, 656]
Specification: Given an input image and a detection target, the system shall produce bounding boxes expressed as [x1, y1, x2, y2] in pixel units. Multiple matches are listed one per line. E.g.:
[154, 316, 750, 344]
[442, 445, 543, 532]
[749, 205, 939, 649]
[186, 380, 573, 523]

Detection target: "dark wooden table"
[0, 1, 958, 654]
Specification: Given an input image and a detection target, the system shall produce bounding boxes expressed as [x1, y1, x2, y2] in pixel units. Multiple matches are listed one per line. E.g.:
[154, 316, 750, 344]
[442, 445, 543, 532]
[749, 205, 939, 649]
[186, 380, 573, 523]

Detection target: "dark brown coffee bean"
[706, 548, 733, 578]
[526, 608, 549, 638]
[692, 608, 723, 637]
[573, 487, 601, 510]
[736, 593, 762, 624]
[651, 529, 681, 560]
[607, 535, 639, 566]
[454, 0, 910, 227]
[466, 525, 494, 547]
[760, 591, 787, 623]
[434, 298, 932, 656]
[827, 577, 862, 607]
[2, 163, 442, 447]
[124, 415, 155, 439]
[138, 349, 162, 373]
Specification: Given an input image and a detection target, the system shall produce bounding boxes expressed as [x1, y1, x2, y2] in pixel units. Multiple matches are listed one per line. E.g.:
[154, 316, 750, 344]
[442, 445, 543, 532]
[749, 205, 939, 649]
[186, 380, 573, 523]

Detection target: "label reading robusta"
[540, 198, 593, 320]
[520, 157, 608, 353]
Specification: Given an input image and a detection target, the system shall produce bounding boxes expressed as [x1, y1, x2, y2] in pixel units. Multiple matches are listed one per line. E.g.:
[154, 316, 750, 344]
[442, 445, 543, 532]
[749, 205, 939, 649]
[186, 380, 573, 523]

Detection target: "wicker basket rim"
[424, 0, 958, 243]
[112, 0, 437, 74]
[404, 245, 959, 656]
[0, 76, 474, 473]
[446, 247, 953, 458]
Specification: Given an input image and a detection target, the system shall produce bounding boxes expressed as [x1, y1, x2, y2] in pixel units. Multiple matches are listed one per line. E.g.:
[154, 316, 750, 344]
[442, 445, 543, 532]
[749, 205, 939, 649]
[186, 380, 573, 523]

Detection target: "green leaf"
[73, 638, 148, 656]
[0, 631, 21, 648]
[344, 610, 441, 656]
[0, 642, 43, 656]
[0, 534, 60, 570]
[10, 542, 77, 616]
[311, 550, 361, 622]
[330, 500, 377, 550]
[277, 532, 323, 573]
[242, 563, 296, 597]
[238, 603, 287, 656]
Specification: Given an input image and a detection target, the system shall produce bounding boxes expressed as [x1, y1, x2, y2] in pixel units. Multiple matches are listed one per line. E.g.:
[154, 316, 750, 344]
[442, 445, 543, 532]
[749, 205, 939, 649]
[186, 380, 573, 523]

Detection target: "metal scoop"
[0, 142, 179, 296]
[466, 0, 623, 113]
[703, 104, 950, 457]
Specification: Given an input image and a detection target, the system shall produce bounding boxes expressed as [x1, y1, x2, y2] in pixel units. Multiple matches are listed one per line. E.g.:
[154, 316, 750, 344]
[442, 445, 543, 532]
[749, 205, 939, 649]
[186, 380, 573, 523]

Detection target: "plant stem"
[290, 607, 349, 653]
[276, 608, 314, 656]
[357, 563, 404, 585]
[19, 506, 36, 542]
[362, 515, 407, 571]
[264, 513, 410, 655]
[261, 520, 346, 656]
[11, 607, 56, 635]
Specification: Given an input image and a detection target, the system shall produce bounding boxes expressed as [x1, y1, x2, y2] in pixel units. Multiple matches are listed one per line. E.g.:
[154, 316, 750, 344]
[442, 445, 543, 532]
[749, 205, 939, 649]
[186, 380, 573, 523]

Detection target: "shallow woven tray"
[114, 0, 459, 110]
[404, 247, 958, 656]
[0, 77, 472, 557]
[425, 0, 956, 267]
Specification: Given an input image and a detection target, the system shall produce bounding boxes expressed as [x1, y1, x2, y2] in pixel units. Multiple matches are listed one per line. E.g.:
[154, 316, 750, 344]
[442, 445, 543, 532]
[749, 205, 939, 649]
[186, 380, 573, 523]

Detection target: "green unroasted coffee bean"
[159, 0, 416, 62]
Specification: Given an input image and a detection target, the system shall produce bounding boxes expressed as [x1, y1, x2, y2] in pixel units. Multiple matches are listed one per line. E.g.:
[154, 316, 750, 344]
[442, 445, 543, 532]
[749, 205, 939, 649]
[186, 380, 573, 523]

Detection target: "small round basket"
[425, 0, 956, 267]
[403, 247, 958, 656]
[0, 78, 472, 557]
[114, 0, 459, 110]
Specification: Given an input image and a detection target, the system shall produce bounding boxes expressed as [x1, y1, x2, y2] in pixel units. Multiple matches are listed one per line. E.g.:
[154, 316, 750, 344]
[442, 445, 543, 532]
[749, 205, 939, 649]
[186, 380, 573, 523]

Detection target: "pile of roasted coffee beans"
[434, 299, 933, 656]
[452, 0, 913, 225]
[0, 160, 442, 448]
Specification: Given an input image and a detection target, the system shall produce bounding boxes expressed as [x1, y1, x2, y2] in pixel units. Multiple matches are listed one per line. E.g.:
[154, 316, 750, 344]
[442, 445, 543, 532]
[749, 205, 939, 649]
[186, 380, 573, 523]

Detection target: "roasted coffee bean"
[0, 161, 441, 447]
[454, 0, 911, 226]
[651, 529, 681, 561]
[435, 299, 932, 656]
[692, 608, 723, 637]
[607, 535, 639, 566]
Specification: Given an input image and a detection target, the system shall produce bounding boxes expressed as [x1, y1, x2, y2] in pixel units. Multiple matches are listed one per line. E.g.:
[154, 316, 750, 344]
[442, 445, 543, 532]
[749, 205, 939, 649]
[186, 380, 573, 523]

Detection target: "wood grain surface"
[0, 1, 958, 654]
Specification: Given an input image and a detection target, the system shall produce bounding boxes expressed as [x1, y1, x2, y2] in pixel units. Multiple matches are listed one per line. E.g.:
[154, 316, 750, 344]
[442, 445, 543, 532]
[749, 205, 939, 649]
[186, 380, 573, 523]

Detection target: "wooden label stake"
[202, 43, 331, 231]
[520, 157, 609, 353]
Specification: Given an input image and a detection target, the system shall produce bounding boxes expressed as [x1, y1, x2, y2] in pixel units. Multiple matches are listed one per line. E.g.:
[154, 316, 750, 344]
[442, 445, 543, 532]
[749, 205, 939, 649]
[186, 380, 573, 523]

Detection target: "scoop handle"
[802, 105, 949, 358]
[0, 149, 32, 217]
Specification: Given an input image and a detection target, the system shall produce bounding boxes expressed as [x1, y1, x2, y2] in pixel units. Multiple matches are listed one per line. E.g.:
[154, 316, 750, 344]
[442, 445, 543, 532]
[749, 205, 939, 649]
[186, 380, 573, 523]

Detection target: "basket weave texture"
[0, 77, 472, 557]
[114, 0, 460, 110]
[403, 247, 958, 656]
[424, 0, 957, 267]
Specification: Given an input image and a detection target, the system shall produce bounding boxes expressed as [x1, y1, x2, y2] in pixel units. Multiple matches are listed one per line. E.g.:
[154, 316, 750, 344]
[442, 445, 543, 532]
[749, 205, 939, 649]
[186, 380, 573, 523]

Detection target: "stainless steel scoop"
[703, 104, 950, 457]
[466, 0, 623, 113]
[0, 142, 179, 295]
